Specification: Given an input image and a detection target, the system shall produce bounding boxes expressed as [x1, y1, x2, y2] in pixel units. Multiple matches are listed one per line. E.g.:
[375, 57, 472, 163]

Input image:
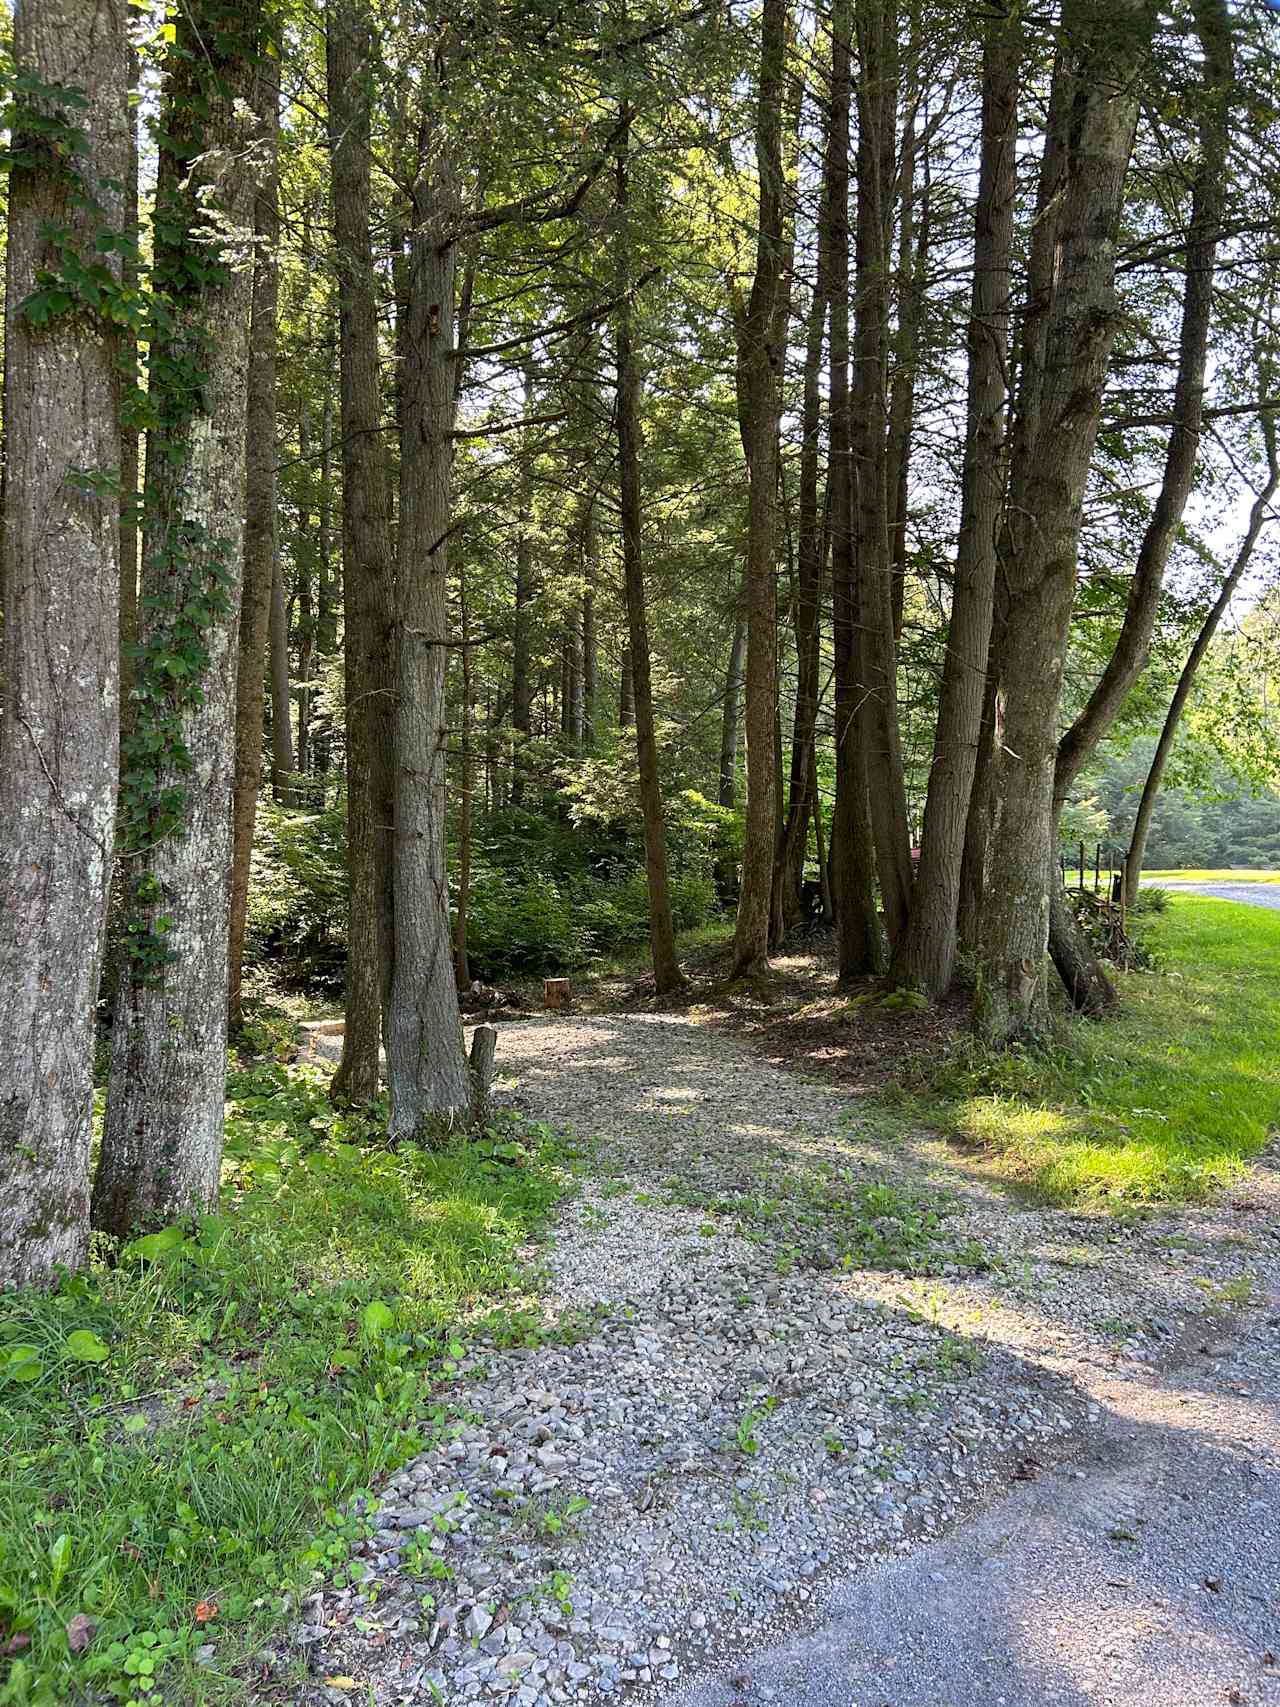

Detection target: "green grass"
[888, 897, 1280, 1206]
[0, 1054, 574, 1707]
[1142, 868, 1280, 883]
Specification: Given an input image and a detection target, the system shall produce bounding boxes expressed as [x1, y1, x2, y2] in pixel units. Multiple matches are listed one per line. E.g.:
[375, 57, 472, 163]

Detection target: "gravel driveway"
[297, 1013, 1279, 1707]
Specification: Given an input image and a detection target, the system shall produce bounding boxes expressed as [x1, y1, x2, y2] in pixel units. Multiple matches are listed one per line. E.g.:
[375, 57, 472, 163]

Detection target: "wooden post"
[544, 977, 572, 1011]
[468, 1023, 497, 1129]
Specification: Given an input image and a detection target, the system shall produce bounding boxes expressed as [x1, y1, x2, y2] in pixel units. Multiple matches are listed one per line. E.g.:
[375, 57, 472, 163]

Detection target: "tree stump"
[468, 1024, 498, 1129]
[544, 978, 572, 1011]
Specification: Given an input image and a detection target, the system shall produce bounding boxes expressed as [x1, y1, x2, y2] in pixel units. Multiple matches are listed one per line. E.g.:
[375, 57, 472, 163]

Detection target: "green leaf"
[64, 1329, 109, 1364]
[360, 1300, 394, 1341]
[48, 1534, 71, 1595]
[122, 1225, 187, 1263]
[1, 1344, 44, 1383]
[121, 1413, 149, 1436]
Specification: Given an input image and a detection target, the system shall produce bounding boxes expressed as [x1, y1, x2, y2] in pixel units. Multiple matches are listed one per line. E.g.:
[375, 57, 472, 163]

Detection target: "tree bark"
[510, 355, 537, 802]
[268, 548, 294, 797]
[615, 112, 683, 994]
[118, 48, 140, 727]
[1126, 421, 1279, 902]
[729, 0, 788, 978]
[96, 0, 262, 1238]
[0, 0, 127, 1285]
[717, 592, 747, 809]
[827, 0, 882, 980]
[774, 221, 828, 937]
[974, 0, 1155, 1043]
[327, 0, 397, 1104]
[619, 646, 635, 728]
[1053, 0, 1234, 812]
[852, 0, 914, 947]
[385, 138, 472, 1139]
[893, 14, 1019, 996]
[229, 57, 280, 1032]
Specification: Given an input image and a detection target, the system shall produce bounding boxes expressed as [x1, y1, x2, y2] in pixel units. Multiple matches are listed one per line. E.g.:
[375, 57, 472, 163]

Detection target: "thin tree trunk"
[774, 228, 828, 935]
[296, 408, 315, 780]
[852, 0, 913, 947]
[729, 0, 787, 978]
[0, 0, 127, 1285]
[118, 47, 140, 727]
[893, 14, 1019, 996]
[615, 112, 683, 994]
[619, 646, 634, 727]
[229, 57, 279, 1032]
[96, 0, 262, 1238]
[454, 577, 473, 990]
[385, 139, 472, 1139]
[1126, 421, 1279, 901]
[510, 355, 537, 802]
[828, 0, 882, 980]
[718, 593, 747, 808]
[268, 552, 294, 797]
[582, 507, 597, 751]
[327, 0, 397, 1104]
[975, 0, 1155, 1043]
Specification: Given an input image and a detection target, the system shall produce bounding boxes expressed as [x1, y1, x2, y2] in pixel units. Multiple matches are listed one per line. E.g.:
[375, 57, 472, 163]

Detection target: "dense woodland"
[2, 0, 1280, 1289]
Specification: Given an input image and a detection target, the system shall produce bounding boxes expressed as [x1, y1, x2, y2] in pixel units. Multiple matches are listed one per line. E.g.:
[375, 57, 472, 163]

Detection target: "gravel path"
[295, 1013, 1279, 1707]
[1145, 880, 1280, 911]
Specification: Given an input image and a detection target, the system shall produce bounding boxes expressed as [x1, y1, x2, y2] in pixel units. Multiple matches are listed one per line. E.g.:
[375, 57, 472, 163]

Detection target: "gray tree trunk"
[327, 0, 397, 1104]
[615, 112, 683, 995]
[268, 550, 294, 797]
[0, 0, 128, 1286]
[827, 0, 882, 981]
[717, 594, 747, 809]
[95, 0, 262, 1238]
[975, 0, 1155, 1043]
[893, 16, 1019, 996]
[229, 58, 280, 1032]
[386, 147, 472, 1139]
[729, 0, 788, 978]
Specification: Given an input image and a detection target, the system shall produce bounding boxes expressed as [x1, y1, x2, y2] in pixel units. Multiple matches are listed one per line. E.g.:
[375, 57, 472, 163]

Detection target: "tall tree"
[974, 0, 1157, 1042]
[827, 0, 883, 980]
[615, 109, 683, 994]
[0, 0, 128, 1285]
[893, 11, 1020, 995]
[95, 0, 264, 1237]
[729, 0, 788, 977]
[327, 0, 397, 1104]
[229, 54, 281, 1032]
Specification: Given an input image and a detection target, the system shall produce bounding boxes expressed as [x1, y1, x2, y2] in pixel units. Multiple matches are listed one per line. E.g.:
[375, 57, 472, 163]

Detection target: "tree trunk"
[729, 0, 788, 978]
[717, 593, 747, 808]
[893, 15, 1019, 996]
[0, 0, 127, 1285]
[296, 409, 315, 780]
[268, 550, 294, 797]
[615, 113, 683, 995]
[1126, 425, 1279, 902]
[852, 0, 913, 947]
[229, 58, 280, 1033]
[774, 218, 828, 936]
[619, 646, 634, 727]
[510, 355, 537, 802]
[96, 0, 262, 1239]
[118, 47, 140, 728]
[327, 0, 397, 1104]
[582, 509, 597, 750]
[453, 577, 474, 990]
[1053, 0, 1233, 812]
[974, 0, 1155, 1043]
[385, 144, 472, 1139]
[827, 0, 882, 980]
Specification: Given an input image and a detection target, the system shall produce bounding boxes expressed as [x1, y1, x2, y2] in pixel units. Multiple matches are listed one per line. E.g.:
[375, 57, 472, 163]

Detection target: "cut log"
[544, 978, 572, 1011]
[468, 1023, 498, 1128]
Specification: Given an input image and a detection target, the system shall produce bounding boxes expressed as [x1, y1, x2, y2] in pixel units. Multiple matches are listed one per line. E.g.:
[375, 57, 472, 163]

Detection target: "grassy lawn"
[1143, 868, 1280, 883]
[0, 1047, 574, 1707]
[889, 896, 1280, 1206]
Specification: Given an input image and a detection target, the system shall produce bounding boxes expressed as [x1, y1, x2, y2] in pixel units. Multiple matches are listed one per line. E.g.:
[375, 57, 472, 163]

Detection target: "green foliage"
[0, 1060, 571, 1706]
[245, 796, 349, 991]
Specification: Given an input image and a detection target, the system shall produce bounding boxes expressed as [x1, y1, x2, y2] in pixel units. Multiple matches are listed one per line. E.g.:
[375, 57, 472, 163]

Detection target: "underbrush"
[875, 897, 1280, 1206]
[0, 1061, 574, 1707]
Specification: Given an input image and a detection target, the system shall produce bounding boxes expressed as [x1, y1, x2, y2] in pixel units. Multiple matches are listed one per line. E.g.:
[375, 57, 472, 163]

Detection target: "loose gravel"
[292, 1012, 1279, 1707]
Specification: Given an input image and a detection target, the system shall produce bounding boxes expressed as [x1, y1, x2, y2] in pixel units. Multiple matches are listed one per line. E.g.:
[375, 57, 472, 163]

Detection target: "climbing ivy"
[4, 22, 261, 986]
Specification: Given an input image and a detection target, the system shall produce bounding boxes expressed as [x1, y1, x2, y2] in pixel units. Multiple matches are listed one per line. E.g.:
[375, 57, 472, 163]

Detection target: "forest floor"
[292, 898, 1280, 1707]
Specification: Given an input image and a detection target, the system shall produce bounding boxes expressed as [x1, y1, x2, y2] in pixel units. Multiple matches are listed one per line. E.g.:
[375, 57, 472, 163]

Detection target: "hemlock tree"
[94, 0, 265, 1238]
[0, 0, 129, 1287]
